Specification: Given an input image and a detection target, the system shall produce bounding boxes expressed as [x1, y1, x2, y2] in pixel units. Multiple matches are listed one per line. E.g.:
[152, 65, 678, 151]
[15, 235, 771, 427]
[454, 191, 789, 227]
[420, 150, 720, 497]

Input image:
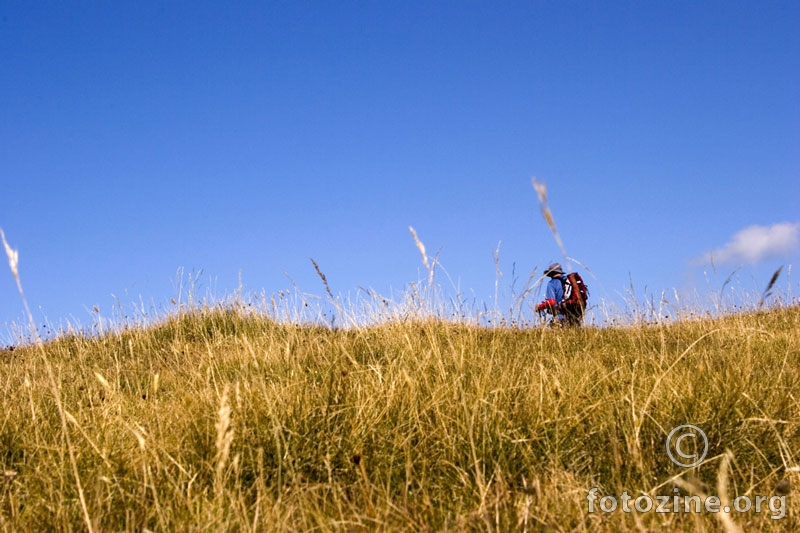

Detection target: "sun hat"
[544, 262, 564, 276]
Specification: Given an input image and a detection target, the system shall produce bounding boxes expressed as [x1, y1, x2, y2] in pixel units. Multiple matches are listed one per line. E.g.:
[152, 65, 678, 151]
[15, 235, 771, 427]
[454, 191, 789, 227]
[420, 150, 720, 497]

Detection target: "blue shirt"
[545, 275, 565, 304]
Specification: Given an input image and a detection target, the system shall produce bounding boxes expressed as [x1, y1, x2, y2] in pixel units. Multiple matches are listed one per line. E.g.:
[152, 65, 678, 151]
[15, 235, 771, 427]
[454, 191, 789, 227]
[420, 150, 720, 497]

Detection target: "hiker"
[535, 263, 587, 327]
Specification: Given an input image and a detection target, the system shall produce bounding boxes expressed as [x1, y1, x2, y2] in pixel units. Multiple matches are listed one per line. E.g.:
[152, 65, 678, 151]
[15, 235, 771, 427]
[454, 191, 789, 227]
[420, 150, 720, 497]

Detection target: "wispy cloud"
[700, 222, 800, 265]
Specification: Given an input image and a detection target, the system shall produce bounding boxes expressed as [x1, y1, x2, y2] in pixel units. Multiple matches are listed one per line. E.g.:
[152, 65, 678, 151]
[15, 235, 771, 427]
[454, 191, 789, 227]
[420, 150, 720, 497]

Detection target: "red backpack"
[562, 272, 589, 308]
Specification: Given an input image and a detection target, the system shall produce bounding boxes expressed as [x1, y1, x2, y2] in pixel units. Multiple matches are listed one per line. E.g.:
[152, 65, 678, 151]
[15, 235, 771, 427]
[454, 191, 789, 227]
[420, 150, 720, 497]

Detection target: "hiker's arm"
[536, 299, 557, 312]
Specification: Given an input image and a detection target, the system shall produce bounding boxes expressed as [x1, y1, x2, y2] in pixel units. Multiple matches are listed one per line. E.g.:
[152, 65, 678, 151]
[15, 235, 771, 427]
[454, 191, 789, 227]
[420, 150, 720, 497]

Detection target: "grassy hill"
[1, 305, 798, 531]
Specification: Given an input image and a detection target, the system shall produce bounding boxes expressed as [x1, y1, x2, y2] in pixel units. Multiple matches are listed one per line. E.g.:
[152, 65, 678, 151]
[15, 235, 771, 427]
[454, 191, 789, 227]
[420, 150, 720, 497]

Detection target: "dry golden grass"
[3, 223, 798, 530]
[0, 302, 798, 531]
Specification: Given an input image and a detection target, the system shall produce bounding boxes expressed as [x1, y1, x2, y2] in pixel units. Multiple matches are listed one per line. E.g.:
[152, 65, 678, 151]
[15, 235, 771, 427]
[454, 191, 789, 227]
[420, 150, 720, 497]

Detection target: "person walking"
[535, 262, 586, 327]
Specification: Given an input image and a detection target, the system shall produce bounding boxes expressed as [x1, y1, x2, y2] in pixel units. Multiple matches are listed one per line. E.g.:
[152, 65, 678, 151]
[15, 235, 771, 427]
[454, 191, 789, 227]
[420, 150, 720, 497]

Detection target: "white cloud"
[702, 222, 800, 264]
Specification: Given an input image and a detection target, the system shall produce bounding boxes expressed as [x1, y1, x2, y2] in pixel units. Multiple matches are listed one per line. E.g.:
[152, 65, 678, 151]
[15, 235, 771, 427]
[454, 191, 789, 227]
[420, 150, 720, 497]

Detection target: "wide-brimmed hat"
[544, 262, 564, 276]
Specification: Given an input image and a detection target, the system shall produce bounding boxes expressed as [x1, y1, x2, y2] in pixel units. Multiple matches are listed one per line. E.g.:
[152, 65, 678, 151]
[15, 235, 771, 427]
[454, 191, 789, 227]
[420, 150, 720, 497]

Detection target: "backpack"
[561, 272, 589, 308]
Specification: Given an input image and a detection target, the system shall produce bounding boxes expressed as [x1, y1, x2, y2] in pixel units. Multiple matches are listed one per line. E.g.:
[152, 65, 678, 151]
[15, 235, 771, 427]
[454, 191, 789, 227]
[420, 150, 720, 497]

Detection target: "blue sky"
[2, 1, 799, 336]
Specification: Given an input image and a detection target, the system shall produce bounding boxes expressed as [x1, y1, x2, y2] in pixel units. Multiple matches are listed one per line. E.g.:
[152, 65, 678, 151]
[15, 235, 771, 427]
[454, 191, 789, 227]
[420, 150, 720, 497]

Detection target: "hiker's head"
[544, 263, 564, 278]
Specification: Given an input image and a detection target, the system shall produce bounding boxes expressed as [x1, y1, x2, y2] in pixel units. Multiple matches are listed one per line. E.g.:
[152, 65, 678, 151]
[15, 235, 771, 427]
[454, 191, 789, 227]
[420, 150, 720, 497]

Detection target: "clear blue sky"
[2, 1, 799, 336]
